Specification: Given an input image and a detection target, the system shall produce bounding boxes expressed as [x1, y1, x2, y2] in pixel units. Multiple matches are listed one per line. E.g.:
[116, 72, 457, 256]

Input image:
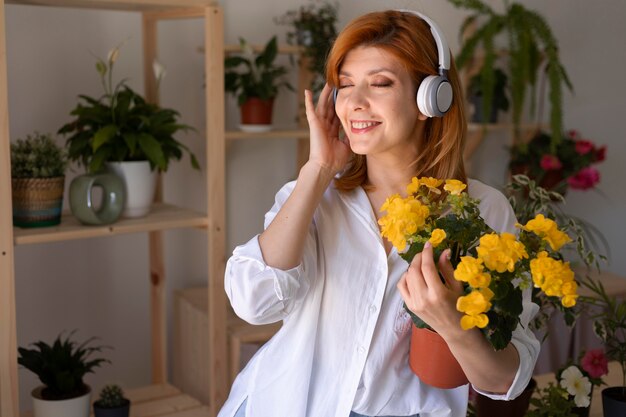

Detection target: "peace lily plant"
[378, 177, 578, 350]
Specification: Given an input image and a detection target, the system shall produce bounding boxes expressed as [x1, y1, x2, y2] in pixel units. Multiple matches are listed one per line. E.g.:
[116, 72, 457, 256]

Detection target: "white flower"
[107, 47, 119, 65]
[153, 59, 166, 83]
[560, 365, 592, 407]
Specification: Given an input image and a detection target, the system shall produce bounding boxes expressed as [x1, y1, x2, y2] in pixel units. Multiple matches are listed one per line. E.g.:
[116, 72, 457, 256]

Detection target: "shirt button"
[357, 346, 366, 354]
[369, 305, 377, 313]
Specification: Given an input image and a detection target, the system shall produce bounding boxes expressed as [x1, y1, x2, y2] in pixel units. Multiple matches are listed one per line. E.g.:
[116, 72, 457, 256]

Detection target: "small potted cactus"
[93, 384, 130, 417]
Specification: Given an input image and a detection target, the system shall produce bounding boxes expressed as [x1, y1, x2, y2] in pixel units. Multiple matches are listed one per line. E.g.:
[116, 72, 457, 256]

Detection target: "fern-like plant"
[17, 331, 111, 400]
[449, 0, 573, 152]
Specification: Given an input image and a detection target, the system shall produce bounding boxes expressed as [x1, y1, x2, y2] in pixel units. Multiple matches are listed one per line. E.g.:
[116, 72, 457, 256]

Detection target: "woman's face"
[334, 46, 426, 158]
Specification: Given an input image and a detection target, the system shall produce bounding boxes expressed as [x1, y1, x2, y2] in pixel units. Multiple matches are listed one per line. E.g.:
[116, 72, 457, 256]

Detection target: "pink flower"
[595, 145, 607, 162]
[581, 349, 609, 379]
[567, 129, 580, 139]
[540, 154, 563, 171]
[575, 140, 594, 155]
[567, 167, 600, 190]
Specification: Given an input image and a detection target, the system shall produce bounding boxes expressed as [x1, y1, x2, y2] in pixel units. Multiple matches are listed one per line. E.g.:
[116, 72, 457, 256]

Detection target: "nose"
[344, 84, 369, 111]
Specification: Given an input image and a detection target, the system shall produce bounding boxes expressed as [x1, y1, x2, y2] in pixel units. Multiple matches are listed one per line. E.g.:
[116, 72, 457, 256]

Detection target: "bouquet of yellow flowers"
[378, 177, 578, 350]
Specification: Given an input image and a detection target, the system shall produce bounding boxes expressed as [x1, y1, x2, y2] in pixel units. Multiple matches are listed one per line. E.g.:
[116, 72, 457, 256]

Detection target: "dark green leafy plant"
[95, 384, 129, 408]
[10, 132, 67, 178]
[58, 44, 199, 174]
[527, 383, 578, 417]
[448, 0, 573, 151]
[17, 331, 111, 401]
[275, 0, 339, 94]
[224, 36, 293, 106]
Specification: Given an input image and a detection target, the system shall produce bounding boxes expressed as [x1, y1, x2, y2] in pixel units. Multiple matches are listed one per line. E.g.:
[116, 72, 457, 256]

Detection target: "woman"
[219, 10, 539, 417]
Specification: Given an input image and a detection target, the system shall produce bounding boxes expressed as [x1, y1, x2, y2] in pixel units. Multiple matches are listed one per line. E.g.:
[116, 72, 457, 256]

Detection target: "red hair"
[326, 10, 467, 191]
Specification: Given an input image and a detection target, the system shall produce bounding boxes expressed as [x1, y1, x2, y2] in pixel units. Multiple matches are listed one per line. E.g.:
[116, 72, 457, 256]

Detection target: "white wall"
[5, 0, 625, 410]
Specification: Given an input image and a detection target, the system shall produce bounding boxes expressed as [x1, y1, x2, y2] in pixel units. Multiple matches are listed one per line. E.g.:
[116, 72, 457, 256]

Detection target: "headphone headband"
[395, 9, 451, 73]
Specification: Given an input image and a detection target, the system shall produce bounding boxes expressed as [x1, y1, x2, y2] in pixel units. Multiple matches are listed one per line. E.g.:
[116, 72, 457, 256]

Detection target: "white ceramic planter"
[32, 385, 91, 417]
[107, 161, 158, 218]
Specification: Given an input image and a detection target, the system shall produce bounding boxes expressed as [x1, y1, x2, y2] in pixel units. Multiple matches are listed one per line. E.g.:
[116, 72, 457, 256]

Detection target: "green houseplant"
[58, 45, 199, 174]
[275, 0, 339, 94]
[10, 132, 68, 228]
[59, 44, 199, 218]
[448, 0, 572, 150]
[93, 384, 130, 417]
[225, 36, 293, 128]
[467, 66, 509, 123]
[17, 331, 110, 417]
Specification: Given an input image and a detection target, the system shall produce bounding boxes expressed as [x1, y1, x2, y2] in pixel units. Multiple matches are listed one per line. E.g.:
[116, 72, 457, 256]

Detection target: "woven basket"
[12, 177, 65, 228]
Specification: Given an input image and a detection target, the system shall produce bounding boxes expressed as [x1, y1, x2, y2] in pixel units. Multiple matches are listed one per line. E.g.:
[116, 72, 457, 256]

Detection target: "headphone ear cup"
[332, 87, 338, 106]
[416, 75, 453, 118]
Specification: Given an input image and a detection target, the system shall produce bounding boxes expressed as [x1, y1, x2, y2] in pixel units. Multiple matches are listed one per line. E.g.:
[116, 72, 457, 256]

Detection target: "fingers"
[438, 249, 463, 293]
[397, 274, 411, 304]
[418, 242, 442, 290]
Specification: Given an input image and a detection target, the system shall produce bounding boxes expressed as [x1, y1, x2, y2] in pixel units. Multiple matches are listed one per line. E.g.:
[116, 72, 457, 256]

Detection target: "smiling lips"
[350, 120, 381, 133]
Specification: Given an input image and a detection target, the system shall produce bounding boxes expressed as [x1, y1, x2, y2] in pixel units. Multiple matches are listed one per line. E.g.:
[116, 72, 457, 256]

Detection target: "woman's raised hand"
[304, 84, 352, 177]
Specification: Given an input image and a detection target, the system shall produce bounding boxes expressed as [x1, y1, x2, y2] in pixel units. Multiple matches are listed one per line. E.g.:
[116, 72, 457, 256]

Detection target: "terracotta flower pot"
[240, 97, 274, 125]
[408, 325, 468, 389]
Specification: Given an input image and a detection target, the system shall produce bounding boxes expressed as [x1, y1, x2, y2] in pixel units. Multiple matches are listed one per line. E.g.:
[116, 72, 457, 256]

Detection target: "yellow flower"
[456, 289, 493, 316]
[428, 228, 446, 247]
[520, 214, 572, 251]
[418, 177, 443, 194]
[454, 256, 491, 288]
[460, 313, 489, 330]
[529, 251, 576, 300]
[476, 233, 528, 273]
[544, 229, 572, 251]
[379, 195, 430, 251]
[406, 177, 420, 195]
[444, 179, 467, 195]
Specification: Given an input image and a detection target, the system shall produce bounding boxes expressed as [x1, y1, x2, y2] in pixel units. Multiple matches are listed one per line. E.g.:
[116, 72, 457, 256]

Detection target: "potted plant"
[17, 331, 110, 417]
[275, 0, 339, 95]
[467, 66, 509, 123]
[579, 274, 626, 416]
[509, 129, 606, 196]
[10, 131, 68, 228]
[224, 36, 293, 131]
[448, 0, 573, 148]
[93, 384, 130, 417]
[58, 43, 199, 218]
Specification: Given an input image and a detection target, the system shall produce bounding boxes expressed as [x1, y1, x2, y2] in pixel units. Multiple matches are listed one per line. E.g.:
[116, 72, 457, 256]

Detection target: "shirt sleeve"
[224, 181, 318, 325]
[470, 181, 541, 400]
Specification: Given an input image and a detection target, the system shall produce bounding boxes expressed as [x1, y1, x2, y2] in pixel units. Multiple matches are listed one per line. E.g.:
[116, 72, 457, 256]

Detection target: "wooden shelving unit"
[0, 2, 229, 417]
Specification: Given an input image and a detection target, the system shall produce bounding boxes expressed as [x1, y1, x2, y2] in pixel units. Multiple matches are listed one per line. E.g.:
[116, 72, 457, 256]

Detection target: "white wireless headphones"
[332, 9, 453, 118]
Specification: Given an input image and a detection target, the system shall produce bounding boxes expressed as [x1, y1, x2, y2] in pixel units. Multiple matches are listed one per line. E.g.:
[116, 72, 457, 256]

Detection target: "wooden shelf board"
[467, 122, 541, 132]
[13, 203, 208, 246]
[226, 128, 309, 140]
[6, 0, 216, 11]
[20, 384, 211, 417]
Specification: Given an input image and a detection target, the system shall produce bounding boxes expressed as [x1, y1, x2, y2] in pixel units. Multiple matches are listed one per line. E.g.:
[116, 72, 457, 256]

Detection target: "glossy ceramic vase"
[107, 161, 157, 218]
[69, 172, 125, 225]
[602, 386, 626, 417]
[32, 385, 91, 417]
[474, 378, 536, 417]
[408, 325, 468, 389]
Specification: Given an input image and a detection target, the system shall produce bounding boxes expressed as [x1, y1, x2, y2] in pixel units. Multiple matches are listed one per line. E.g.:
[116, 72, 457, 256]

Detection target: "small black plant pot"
[602, 386, 626, 417]
[93, 399, 130, 417]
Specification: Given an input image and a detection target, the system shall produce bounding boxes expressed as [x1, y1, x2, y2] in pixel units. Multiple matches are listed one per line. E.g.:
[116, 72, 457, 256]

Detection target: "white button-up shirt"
[219, 179, 540, 417]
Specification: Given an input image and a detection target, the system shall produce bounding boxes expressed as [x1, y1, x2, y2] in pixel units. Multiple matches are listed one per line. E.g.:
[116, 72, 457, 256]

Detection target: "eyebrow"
[339, 68, 398, 77]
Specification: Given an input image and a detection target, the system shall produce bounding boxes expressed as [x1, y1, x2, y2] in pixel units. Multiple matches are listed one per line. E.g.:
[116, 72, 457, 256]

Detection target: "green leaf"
[92, 125, 118, 152]
[137, 133, 166, 171]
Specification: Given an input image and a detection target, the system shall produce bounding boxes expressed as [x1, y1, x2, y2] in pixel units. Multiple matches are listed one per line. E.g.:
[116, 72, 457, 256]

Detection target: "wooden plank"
[126, 384, 181, 403]
[6, 0, 215, 11]
[158, 406, 211, 417]
[13, 203, 208, 245]
[130, 393, 201, 417]
[0, 1, 19, 416]
[226, 128, 310, 140]
[204, 5, 227, 416]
